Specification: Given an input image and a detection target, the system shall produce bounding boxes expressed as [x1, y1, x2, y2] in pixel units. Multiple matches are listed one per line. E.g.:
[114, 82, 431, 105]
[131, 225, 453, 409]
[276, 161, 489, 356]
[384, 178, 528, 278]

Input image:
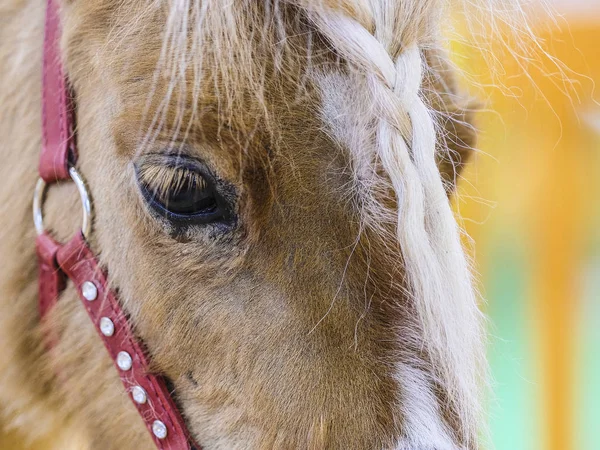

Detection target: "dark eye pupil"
[164, 178, 218, 215]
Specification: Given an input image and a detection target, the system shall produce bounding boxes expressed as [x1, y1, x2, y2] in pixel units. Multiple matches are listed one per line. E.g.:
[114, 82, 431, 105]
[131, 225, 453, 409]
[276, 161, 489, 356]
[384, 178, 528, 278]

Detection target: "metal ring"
[33, 166, 92, 239]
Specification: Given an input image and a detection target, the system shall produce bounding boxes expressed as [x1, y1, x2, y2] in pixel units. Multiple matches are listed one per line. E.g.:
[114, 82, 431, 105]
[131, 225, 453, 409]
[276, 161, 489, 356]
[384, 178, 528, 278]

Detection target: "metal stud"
[131, 385, 147, 404]
[99, 317, 114, 337]
[81, 281, 97, 301]
[116, 351, 132, 371]
[152, 420, 167, 440]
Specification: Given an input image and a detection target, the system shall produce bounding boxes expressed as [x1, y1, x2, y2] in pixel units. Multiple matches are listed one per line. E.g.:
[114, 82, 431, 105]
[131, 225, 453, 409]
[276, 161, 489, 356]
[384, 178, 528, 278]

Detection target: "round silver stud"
[81, 281, 98, 301]
[152, 420, 167, 440]
[116, 351, 133, 371]
[131, 385, 147, 404]
[99, 317, 114, 337]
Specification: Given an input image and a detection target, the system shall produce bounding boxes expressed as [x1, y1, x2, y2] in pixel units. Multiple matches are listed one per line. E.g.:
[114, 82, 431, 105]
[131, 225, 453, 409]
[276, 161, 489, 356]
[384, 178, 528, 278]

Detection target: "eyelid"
[135, 152, 208, 174]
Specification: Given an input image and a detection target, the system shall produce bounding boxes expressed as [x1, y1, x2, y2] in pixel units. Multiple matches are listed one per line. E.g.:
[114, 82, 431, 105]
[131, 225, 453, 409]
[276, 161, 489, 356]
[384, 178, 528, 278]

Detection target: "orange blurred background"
[456, 1, 600, 449]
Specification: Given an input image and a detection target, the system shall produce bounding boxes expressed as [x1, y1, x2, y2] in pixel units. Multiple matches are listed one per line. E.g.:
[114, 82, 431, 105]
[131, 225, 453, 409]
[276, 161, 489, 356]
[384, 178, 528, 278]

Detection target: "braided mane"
[294, 3, 484, 447]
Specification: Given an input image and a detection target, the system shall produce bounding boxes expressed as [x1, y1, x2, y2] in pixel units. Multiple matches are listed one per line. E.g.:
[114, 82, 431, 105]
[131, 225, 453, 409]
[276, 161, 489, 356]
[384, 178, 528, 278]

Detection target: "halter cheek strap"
[40, 0, 73, 183]
[36, 0, 199, 448]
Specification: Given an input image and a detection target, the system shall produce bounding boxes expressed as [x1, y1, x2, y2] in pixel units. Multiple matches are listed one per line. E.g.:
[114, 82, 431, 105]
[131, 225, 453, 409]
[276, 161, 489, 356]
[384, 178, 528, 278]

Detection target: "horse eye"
[135, 157, 233, 226]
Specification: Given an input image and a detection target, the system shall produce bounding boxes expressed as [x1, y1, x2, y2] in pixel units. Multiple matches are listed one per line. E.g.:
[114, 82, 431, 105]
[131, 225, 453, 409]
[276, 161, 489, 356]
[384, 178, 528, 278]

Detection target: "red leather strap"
[37, 0, 200, 447]
[36, 233, 66, 319]
[56, 234, 196, 450]
[36, 233, 66, 350]
[40, 0, 75, 183]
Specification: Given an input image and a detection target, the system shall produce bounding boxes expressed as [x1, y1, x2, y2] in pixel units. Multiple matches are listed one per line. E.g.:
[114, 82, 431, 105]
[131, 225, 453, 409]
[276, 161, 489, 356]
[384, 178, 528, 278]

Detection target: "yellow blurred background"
[1, 1, 598, 449]
[456, 1, 600, 449]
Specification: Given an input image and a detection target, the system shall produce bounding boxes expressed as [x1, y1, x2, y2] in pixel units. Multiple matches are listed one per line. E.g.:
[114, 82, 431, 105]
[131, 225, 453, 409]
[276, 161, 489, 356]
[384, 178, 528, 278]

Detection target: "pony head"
[16, 0, 522, 448]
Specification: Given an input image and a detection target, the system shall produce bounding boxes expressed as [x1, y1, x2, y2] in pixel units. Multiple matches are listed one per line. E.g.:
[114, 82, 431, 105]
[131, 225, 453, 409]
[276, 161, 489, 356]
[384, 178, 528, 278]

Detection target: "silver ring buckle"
[33, 166, 93, 240]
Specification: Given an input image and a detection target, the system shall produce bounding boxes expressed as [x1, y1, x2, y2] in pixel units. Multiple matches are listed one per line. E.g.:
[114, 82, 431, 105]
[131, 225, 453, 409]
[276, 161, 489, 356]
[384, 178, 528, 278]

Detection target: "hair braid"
[289, 0, 486, 445]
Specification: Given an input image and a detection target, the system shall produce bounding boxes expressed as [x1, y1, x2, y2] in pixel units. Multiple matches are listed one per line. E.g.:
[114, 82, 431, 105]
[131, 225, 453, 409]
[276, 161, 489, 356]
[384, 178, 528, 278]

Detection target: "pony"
[0, 0, 532, 448]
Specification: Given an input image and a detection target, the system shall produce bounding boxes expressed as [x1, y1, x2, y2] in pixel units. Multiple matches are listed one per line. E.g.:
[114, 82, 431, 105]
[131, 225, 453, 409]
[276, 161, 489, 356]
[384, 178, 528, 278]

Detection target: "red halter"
[35, 0, 199, 448]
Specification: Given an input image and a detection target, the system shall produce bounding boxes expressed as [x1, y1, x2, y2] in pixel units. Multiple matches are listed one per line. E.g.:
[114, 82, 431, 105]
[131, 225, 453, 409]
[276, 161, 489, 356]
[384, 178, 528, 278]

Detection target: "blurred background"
[1, 0, 598, 449]
[455, 1, 600, 449]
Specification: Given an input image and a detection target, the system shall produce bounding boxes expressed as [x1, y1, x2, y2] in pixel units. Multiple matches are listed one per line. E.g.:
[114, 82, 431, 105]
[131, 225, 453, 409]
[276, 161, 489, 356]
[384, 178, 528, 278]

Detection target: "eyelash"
[136, 165, 205, 201]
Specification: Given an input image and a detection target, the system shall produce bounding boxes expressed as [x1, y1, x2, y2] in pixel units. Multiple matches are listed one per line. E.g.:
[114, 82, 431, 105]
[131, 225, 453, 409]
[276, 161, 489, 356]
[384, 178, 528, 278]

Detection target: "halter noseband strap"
[35, 0, 198, 448]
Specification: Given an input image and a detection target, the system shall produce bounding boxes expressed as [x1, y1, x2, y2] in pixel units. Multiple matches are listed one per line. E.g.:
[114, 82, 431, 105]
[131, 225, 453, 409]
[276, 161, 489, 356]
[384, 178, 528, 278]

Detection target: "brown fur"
[0, 0, 476, 448]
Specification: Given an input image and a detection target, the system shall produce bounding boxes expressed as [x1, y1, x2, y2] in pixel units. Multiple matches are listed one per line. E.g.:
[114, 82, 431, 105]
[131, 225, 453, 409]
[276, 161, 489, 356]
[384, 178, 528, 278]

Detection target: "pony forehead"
[86, 1, 356, 156]
[94, 0, 416, 210]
